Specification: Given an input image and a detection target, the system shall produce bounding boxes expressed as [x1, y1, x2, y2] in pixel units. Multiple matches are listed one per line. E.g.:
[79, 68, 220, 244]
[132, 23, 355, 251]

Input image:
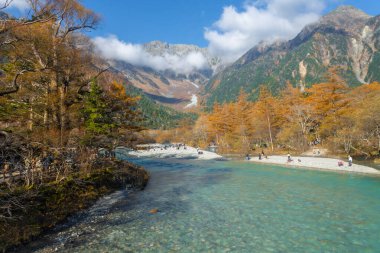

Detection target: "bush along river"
[19, 155, 380, 253]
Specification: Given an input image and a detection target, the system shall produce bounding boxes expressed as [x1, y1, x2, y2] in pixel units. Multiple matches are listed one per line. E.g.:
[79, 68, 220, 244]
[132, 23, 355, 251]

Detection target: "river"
[21, 157, 380, 252]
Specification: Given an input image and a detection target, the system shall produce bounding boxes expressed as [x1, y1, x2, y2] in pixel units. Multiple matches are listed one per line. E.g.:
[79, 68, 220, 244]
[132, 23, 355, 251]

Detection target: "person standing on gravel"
[348, 155, 353, 166]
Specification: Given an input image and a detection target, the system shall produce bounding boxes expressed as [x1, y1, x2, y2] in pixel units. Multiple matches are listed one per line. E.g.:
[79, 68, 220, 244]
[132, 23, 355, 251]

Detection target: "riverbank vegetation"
[1, 159, 149, 252]
[152, 71, 380, 159]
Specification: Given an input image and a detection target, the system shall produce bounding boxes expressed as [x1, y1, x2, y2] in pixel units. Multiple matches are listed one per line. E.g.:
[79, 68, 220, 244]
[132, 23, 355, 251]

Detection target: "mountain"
[204, 6, 380, 106]
[109, 41, 223, 111]
[125, 84, 197, 129]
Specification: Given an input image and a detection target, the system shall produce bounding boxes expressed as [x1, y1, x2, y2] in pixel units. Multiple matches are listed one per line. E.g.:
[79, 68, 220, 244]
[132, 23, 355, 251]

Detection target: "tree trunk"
[266, 114, 274, 152]
[28, 99, 33, 131]
[59, 85, 65, 146]
[43, 89, 49, 129]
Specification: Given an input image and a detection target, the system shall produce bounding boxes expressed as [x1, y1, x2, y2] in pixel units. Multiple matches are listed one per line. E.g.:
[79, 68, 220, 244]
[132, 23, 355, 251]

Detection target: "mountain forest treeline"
[153, 71, 380, 158]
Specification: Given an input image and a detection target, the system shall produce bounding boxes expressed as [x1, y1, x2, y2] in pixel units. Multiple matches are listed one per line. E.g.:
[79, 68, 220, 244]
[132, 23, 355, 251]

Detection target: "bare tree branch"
[0, 0, 12, 11]
[0, 69, 31, 96]
[77, 67, 109, 94]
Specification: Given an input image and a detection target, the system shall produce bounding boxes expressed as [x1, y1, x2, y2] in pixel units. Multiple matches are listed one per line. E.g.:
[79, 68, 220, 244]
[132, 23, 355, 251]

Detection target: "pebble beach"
[248, 155, 380, 175]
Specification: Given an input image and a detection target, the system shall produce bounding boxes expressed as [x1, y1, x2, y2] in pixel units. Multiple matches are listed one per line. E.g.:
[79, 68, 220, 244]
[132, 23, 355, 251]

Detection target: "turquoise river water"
[23, 157, 380, 253]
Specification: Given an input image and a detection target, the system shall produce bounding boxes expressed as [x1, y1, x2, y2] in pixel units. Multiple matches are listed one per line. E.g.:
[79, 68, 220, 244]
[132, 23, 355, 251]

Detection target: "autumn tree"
[276, 83, 317, 150]
[0, 0, 104, 146]
[306, 69, 350, 150]
[349, 83, 380, 156]
[231, 90, 253, 152]
[252, 85, 279, 152]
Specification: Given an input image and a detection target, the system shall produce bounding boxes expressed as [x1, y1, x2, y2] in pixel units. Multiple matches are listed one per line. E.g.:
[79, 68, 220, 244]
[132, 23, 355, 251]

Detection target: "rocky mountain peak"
[319, 5, 371, 33]
[143, 40, 169, 53]
[332, 5, 370, 16]
[143, 40, 204, 56]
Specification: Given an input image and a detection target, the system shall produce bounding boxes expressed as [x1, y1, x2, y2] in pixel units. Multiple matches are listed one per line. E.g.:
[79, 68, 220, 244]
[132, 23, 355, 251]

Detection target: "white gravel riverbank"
[128, 145, 223, 160]
[248, 155, 380, 175]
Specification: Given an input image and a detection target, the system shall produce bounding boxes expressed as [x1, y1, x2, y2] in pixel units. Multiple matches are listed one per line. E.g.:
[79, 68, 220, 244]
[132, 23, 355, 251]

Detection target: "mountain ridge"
[204, 6, 380, 106]
[108, 41, 225, 111]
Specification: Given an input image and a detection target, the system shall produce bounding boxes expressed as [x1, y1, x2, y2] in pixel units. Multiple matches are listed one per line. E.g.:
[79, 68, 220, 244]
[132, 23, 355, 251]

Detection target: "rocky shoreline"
[1, 159, 149, 252]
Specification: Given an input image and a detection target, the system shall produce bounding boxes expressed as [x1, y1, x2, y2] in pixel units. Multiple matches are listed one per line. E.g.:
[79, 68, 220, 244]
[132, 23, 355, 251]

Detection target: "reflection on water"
[21, 157, 380, 253]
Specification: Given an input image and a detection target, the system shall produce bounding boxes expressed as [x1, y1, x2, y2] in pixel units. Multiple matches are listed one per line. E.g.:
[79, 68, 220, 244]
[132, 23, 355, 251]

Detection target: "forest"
[0, 0, 147, 184]
[153, 71, 380, 158]
[0, 1, 149, 250]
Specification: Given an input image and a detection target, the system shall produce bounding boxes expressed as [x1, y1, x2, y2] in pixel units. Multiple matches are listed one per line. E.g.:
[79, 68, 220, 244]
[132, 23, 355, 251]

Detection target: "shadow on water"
[18, 157, 231, 252]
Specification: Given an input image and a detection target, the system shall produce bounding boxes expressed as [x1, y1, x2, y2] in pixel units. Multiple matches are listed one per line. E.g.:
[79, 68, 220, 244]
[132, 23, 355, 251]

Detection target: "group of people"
[245, 150, 268, 160]
[338, 155, 353, 167]
[151, 143, 188, 151]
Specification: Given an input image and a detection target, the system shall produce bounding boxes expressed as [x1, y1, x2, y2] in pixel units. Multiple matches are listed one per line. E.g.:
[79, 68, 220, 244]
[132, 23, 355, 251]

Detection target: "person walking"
[348, 155, 353, 167]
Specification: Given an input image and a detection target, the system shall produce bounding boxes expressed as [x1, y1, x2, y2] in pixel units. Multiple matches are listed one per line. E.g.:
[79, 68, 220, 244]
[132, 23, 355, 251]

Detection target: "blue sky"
[3, 0, 380, 73]
[82, 0, 244, 47]
[82, 0, 380, 47]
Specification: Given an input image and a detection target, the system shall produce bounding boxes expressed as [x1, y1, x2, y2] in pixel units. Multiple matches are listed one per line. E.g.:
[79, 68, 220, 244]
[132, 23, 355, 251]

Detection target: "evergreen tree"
[82, 81, 113, 144]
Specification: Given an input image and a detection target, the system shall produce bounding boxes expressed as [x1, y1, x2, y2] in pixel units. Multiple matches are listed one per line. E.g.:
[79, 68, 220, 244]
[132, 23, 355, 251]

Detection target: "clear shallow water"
[25, 158, 380, 253]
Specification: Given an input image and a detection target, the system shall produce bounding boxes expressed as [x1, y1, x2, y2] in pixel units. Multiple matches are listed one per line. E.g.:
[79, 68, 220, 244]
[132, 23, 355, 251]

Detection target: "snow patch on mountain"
[185, 95, 198, 108]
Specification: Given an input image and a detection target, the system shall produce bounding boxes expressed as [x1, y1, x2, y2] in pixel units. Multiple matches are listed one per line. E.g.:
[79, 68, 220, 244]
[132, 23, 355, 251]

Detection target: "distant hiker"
[246, 154, 251, 160]
[348, 155, 353, 167]
[258, 153, 262, 160]
[287, 154, 292, 162]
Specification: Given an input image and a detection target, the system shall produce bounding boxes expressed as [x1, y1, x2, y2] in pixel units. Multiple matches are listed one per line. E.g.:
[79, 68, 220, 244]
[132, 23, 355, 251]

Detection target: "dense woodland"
[154, 71, 380, 158]
[0, 1, 152, 249]
[0, 0, 147, 241]
[0, 0, 144, 183]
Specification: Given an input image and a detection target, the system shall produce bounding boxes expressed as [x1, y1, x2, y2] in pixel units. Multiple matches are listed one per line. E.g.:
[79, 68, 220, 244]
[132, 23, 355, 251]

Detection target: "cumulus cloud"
[205, 0, 326, 62]
[92, 36, 208, 75]
[0, 0, 29, 11]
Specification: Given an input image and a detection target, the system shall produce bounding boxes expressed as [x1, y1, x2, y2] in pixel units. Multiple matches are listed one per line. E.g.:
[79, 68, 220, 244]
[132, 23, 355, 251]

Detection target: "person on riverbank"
[287, 154, 292, 162]
[348, 155, 353, 166]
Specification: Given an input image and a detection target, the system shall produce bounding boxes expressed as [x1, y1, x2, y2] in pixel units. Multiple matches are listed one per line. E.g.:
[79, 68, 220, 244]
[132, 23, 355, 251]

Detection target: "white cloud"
[92, 36, 208, 75]
[0, 0, 29, 11]
[205, 0, 326, 62]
